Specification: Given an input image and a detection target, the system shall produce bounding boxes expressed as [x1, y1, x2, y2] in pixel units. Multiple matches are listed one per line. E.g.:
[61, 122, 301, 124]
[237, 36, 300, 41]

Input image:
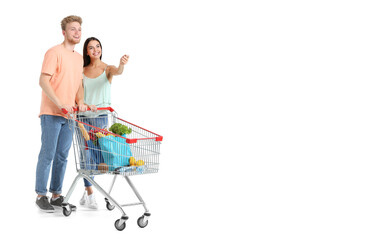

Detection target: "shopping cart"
[60, 107, 162, 231]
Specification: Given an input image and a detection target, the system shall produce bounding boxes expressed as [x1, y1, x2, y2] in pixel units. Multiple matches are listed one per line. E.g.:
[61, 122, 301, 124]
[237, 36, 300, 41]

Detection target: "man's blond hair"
[61, 15, 82, 30]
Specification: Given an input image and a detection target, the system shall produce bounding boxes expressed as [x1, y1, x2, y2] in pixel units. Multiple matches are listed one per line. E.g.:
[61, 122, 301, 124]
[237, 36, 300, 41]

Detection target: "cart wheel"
[114, 219, 126, 231]
[62, 207, 72, 217]
[106, 202, 115, 211]
[137, 216, 149, 228]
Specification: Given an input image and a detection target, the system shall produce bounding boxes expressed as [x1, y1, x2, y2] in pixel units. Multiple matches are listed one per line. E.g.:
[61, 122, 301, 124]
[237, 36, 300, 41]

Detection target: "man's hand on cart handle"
[61, 105, 74, 114]
[80, 105, 97, 112]
[62, 105, 98, 114]
[78, 103, 88, 112]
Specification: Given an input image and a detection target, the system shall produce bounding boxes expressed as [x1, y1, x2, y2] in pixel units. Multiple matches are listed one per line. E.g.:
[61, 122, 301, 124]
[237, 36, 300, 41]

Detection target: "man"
[35, 15, 87, 212]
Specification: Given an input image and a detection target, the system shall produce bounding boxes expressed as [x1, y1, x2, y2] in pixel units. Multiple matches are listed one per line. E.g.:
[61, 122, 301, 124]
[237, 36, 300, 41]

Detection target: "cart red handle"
[62, 106, 163, 143]
[62, 107, 115, 114]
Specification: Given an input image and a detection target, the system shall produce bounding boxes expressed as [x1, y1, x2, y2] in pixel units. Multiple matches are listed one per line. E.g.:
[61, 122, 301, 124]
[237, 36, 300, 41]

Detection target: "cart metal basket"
[60, 107, 163, 231]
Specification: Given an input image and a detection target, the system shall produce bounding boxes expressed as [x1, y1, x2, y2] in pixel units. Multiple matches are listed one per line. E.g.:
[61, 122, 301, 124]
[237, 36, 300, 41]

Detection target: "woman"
[79, 37, 129, 209]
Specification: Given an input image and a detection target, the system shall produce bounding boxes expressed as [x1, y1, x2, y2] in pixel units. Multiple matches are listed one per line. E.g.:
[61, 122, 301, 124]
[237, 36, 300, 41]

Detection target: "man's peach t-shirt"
[39, 44, 83, 117]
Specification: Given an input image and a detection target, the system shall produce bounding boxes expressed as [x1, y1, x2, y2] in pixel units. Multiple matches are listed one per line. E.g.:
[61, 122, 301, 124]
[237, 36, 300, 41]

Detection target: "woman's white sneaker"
[86, 193, 98, 209]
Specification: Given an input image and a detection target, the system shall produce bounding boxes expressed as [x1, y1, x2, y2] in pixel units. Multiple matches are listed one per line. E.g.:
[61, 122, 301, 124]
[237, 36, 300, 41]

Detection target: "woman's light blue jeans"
[35, 115, 74, 196]
[78, 115, 108, 187]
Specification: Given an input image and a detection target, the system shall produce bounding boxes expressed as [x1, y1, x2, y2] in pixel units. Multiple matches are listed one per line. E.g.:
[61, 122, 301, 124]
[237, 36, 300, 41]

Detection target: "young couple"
[35, 15, 129, 212]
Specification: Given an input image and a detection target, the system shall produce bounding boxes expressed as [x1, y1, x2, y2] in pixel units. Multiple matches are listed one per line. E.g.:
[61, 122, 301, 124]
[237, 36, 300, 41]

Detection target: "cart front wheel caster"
[114, 219, 126, 231]
[62, 203, 76, 217]
[62, 207, 72, 217]
[137, 215, 149, 228]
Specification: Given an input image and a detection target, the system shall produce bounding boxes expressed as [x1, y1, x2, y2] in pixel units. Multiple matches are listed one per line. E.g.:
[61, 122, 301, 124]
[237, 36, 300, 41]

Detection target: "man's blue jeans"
[35, 115, 74, 196]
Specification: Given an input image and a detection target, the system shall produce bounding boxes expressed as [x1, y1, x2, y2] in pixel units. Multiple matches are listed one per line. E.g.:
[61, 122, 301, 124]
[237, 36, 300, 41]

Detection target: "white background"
[0, 0, 389, 239]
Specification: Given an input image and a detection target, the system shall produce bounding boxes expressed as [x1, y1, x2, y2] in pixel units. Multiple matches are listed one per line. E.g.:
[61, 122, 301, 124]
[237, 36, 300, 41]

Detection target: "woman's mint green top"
[83, 69, 111, 108]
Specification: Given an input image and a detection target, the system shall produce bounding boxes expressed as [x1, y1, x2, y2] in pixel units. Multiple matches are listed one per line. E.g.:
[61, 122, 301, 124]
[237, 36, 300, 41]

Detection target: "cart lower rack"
[61, 107, 163, 231]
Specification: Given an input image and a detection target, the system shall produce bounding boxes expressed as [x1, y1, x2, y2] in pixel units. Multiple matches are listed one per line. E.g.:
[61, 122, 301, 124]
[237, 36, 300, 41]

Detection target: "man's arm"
[39, 73, 73, 112]
[76, 81, 87, 112]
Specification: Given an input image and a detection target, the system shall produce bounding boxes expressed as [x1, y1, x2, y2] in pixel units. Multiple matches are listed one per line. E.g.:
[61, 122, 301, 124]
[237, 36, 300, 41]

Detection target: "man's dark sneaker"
[50, 196, 77, 210]
[36, 196, 55, 213]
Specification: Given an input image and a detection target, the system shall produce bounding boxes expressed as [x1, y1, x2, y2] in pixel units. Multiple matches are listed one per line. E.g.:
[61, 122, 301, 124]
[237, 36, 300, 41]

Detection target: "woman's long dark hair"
[83, 37, 103, 67]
